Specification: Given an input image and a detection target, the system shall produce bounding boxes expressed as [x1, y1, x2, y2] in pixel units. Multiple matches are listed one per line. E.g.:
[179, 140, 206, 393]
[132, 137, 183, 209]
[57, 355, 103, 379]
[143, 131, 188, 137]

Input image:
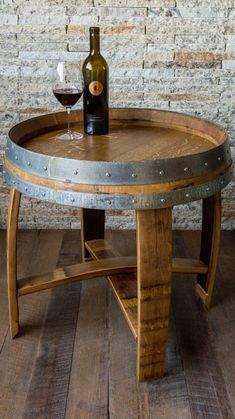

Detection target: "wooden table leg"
[136, 208, 172, 381]
[196, 192, 221, 308]
[80, 209, 105, 260]
[7, 188, 21, 338]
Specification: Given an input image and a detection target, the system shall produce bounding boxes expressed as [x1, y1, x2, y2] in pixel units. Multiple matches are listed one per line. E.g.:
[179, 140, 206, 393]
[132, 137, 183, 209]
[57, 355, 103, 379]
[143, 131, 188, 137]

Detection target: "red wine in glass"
[52, 62, 83, 141]
[53, 88, 83, 107]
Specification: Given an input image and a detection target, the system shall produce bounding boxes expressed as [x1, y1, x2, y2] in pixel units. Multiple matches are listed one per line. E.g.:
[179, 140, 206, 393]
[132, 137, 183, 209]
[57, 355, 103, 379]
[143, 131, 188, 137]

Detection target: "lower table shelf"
[16, 237, 209, 342]
[85, 239, 209, 341]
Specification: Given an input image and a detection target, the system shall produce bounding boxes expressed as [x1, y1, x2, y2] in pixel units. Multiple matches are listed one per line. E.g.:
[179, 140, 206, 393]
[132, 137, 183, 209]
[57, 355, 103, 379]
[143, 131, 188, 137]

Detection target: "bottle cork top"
[89, 27, 100, 33]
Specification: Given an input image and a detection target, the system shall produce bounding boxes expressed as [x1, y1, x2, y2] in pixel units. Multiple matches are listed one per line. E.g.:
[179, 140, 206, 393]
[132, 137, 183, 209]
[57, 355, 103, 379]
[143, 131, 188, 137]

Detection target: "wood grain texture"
[0, 229, 234, 418]
[136, 208, 172, 381]
[0, 231, 38, 349]
[197, 192, 221, 308]
[6, 188, 21, 338]
[85, 239, 209, 342]
[24, 121, 215, 161]
[10, 109, 227, 162]
[65, 278, 109, 419]
[17, 256, 137, 295]
[86, 239, 138, 339]
[0, 230, 63, 418]
[86, 239, 208, 274]
[172, 230, 234, 419]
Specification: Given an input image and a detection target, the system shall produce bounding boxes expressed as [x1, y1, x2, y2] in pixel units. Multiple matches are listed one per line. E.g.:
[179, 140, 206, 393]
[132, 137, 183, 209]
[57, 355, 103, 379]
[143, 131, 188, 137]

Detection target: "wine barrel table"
[4, 108, 233, 382]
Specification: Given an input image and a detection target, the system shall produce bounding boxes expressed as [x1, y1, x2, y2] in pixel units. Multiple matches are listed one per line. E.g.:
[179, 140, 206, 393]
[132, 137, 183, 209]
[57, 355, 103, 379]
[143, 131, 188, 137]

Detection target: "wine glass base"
[56, 131, 83, 141]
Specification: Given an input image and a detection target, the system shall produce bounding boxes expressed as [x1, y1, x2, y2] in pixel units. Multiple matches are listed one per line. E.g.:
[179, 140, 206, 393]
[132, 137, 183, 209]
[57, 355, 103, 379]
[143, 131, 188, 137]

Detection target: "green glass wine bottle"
[82, 27, 109, 135]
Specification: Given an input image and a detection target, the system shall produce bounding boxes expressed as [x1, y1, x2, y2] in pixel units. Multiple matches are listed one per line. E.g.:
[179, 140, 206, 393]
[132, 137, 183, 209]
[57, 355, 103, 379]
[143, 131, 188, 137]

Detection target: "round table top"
[4, 108, 233, 210]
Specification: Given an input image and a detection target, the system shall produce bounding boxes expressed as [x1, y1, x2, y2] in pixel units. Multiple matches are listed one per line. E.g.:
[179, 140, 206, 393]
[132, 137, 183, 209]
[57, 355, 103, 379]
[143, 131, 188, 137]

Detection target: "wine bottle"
[82, 27, 109, 135]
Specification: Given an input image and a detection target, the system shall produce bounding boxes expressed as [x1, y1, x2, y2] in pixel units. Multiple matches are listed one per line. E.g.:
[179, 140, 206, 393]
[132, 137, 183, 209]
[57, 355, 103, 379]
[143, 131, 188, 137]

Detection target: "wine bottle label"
[89, 81, 103, 96]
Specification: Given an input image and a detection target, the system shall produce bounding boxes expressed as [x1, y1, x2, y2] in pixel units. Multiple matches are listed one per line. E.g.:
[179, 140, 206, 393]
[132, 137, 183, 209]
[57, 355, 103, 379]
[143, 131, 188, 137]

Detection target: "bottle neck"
[90, 32, 100, 55]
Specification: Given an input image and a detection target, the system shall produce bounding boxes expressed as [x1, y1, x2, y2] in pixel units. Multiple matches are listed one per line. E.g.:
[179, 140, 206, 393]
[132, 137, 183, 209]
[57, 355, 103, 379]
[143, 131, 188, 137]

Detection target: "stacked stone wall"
[0, 0, 234, 229]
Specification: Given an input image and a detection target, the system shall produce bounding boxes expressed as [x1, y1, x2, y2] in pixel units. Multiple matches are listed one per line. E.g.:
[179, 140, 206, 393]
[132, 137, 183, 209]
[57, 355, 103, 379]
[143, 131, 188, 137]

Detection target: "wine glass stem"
[67, 107, 71, 136]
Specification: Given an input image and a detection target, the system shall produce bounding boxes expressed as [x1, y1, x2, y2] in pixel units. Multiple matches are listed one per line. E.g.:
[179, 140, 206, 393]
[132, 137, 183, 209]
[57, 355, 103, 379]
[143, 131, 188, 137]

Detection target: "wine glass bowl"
[52, 62, 83, 140]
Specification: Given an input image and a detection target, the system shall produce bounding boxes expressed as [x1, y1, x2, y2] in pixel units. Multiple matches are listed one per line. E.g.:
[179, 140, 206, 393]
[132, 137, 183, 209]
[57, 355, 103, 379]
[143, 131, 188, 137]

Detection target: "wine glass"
[52, 62, 83, 140]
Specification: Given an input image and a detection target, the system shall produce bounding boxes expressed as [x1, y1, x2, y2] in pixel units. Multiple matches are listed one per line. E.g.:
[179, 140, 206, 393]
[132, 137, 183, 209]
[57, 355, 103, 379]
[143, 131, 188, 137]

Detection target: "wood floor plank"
[0, 230, 38, 348]
[139, 311, 192, 419]
[108, 230, 193, 419]
[0, 229, 234, 419]
[21, 230, 82, 419]
[65, 277, 109, 419]
[172, 230, 234, 419]
[108, 290, 140, 419]
[0, 229, 64, 419]
[181, 230, 235, 416]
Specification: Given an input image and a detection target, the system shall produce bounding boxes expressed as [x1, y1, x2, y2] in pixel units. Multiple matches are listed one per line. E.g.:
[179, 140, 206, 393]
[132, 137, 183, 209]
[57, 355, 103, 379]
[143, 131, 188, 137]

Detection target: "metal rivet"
[204, 162, 208, 167]
[15, 156, 18, 160]
[159, 170, 165, 176]
[217, 156, 221, 161]
[132, 173, 137, 178]
[27, 161, 31, 166]
[184, 167, 189, 172]
[220, 179, 224, 184]
[24, 186, 28, 191]
[106, 172, 111, 177]
[73, 169, 78, 175]
[206, 187, 210, 192]
[185, 193, 190, 198]
[43, 166, 47, 171]
[42, 192, 46, 197]
[71, 197, 75, 202]
[2, 170, 6, 174]
[106, 199, 111, 205]
[12, 180, 15, 184]
[5, 147, 9, 151]
[160, 198, 166, 203]
[132, 199, 136, 204]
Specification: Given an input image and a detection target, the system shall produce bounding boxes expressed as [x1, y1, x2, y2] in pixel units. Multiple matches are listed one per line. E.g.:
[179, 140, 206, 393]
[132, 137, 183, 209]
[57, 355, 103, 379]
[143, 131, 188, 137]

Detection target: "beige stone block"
[148, 7, 180, 17]
[147, 18, 226, 36]
[110, 91, 144, 101]
[144, 92, 219, 101]
[68, 6, 147, 17]
[175, 51, 235, 60]
[98, 16, 147, 25]
[67, 24, 145, 35]
[0, 24, 66, 35]
[177, 0, 233, 6]
[144, 51, 175, 63]
[19, 5, 66, 14]
[222, 60, 235, 69]
[94, 0, 175, 6]
[0, 13, 18, 24]
[18, 50, 85, 61]
[18, 42, 68, 52]
[15, 0, 93, 5]
[177, 7, 228, 18]
[174, 34, 226, 52]
[144, 59, 221, 69]
[19, 14, 68, 25]
[69, 16, 99, 25]
[0, 44, 18, 58]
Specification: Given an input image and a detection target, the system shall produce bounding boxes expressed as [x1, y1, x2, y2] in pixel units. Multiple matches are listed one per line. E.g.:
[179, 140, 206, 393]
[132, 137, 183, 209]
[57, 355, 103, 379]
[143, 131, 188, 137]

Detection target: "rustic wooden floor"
[0, 229, 234, 419]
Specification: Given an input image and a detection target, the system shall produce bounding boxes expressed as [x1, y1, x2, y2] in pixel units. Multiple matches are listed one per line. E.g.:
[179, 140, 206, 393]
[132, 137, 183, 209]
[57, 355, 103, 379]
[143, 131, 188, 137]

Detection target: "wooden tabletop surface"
[24, 119, 217, 162]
